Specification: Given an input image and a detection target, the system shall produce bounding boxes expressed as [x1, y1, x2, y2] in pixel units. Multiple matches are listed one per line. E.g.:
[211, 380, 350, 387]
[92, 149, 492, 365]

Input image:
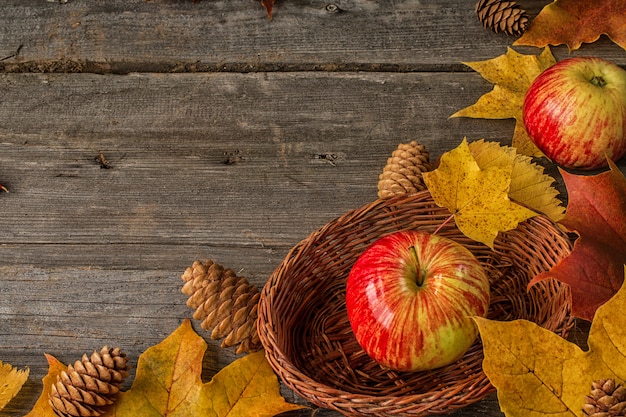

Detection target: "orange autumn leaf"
[450, 47, 556, 157]
[0, 360, 29, 412]
[106, 319, 304, 417]
[261, 0, 274, 18]
[529, 159, 626, 322]
[515, 0, 626, 51]
[23, 354, 67, 417]
[474, 267, 626, 417]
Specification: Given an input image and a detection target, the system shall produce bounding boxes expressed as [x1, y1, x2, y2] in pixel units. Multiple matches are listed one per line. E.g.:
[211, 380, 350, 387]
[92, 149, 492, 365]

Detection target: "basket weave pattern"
[258, 192, 573, 416]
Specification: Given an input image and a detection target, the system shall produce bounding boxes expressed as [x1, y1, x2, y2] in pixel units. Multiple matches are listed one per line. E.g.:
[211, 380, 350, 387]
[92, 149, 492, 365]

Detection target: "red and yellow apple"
[523, 56, 626, 170]
[345, 230, 490, 372]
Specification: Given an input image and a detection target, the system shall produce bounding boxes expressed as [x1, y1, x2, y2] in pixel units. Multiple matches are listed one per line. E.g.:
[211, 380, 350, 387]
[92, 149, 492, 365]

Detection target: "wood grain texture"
[0, 72, 534, 249]
[0, 0, 624, 73]
[1, 1, 625, 416]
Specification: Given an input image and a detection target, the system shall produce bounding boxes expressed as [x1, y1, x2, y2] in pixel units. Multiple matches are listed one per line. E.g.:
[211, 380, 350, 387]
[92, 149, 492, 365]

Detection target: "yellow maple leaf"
[107, 319, 305, 417]
[473, 267, 626, 417]
[450, 47, 556, 157]
[422, 138, 536, 249]
[0, 360, 29, 411]
[468, 140, 565, 222]
[204, 350, 298, 417]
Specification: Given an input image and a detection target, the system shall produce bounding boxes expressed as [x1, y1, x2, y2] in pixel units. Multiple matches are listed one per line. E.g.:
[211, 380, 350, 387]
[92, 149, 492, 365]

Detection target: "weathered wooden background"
[1, 1, 624, 416]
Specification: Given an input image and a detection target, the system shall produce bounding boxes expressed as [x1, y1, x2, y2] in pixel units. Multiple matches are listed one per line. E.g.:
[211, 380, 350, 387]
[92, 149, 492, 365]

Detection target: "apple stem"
[409, 245, 425, 287]
[590, 75, 607, 88]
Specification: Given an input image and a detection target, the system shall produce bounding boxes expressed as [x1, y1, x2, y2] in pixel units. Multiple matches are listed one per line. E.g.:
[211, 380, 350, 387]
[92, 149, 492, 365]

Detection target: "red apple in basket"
[523, 56, 626, 170]
[345, 230, 490, 372]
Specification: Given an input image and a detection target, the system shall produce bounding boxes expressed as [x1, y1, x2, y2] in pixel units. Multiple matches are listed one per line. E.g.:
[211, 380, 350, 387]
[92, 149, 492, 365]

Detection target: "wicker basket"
[258, 191, 573, 416]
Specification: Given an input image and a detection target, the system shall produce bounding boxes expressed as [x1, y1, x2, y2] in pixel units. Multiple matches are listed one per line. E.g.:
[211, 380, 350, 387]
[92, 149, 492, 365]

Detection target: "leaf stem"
[433, 213, 455, 235]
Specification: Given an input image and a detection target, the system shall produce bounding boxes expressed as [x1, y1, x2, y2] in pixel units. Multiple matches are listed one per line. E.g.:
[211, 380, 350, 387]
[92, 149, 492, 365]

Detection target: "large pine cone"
[181, 259, 262, 354]
[49, 347, 129, 417]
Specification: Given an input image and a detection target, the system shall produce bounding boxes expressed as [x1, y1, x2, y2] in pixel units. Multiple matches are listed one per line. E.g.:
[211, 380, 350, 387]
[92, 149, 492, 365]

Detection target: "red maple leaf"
[261, 0, 274, 19]
[514, 0, 626, 51]
[528, 160, 626, 322]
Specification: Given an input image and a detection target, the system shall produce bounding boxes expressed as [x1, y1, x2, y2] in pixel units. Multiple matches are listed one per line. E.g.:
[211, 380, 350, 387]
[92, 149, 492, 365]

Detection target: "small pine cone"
[49, 346, 129, 417]
[583, 378, 626, 416]
[181, 260, 262, 354]
[377, 141, 431, 199]
[475, 0, 529, 36]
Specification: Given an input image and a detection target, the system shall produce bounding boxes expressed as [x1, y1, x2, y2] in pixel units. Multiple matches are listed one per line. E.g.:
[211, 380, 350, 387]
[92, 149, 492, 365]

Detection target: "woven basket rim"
[258, 191, 573, 416]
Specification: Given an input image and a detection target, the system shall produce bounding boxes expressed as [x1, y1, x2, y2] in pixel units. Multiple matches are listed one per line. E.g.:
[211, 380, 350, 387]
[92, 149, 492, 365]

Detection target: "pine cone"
[49, 346, 129, 417]
[475, 0, 529, 36]
[181, 260, 261, 354]
[583, 378, 626, 416]
[377, 141, 431, 199]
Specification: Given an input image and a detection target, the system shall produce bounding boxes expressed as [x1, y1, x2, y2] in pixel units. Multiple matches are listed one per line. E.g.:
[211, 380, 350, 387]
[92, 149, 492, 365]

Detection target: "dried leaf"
[529, 159, 626, 321]
[23, 354, 67, 417]
[514, 0, 626, 51]
[423, 138, 536, 248]
[204, 350, 300, 417]
[107, 319, 304, 417]
[474, 267, 626, 417]
[0, 360, 29, 411]
[468, 139, 565, 222]
[451, 47, 556, 157]
[261, 0, 274, 18]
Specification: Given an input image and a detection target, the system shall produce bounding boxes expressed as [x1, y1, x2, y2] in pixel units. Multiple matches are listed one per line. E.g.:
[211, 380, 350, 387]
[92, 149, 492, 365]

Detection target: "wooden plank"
[0, 71, 539, 249]
[1, 0, 624, 73]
